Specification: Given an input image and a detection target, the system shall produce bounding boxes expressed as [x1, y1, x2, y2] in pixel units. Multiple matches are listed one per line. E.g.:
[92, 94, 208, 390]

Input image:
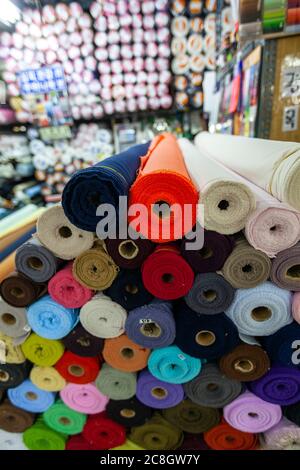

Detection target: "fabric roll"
[184, 363, 242, 408]
[27, 295, 79, 340]
[106, 396, 153, 427]
[181, 229, 235, 273]
[22, 333, 64, 366]
[179, 434, 210, 451]
[66, 434, 93, 450]
[106, 269, 153, 310]
[260, 417, 300, 450]
[8, 379, 55, 413]
[0, 298, 29, 338]
[0, 332, 25, 364]
[0, 429, 28, 450]
[223, 391, 282, 432]
[80, 293, 126, 339]
[219, 344, 270, 382]
[62, 324, 104, 357]
[0, 253, 18, 284]
[48, 263, 93, 309]
[73, 245, 119, 291]
[23, 419, 67, 450]
[271, 243, 300, 291]
[179, 138, 256, 234]
[0, 400, 35, 432]
[0, 227, 36, 263]
[129, 133, 198, 243]
[129, 414, 183, 450]
[249, 366, 300, 405]
[194, 131, 300, 212]
[262, 322, 300, 367]
[125, 300, 175, 349]
[95, 363, 136, 400]
[222, 239, 272, 289]
[141, 245, 194, 300]
[105, 235, 154, 270]
[148, 345, 202, 384]
[0, 271, 47, 308]
[0, 361, 31, 390]
[225, 281, 292, 336]
[162, 399, 220, 433]
[83, 411, 126, 450]
[292, 292, 300, 323]
[136, 370, 184, 409]
[15, 238, 62, 283]
[185, 272, 235, 315]
[175, 303, 240, 360]
[284, 401, 300, 426]
[113, 439, 145, 450]
[62, 142, 150, 232]
[43, 399, 86, 435]
[60, 383, 108, 414]
[204, 421, 257, 450]
[37, 205, 94, 260]
[30, 366, 66, 392]
[103, 334, 150, 372]
[55, 351, 100, 384]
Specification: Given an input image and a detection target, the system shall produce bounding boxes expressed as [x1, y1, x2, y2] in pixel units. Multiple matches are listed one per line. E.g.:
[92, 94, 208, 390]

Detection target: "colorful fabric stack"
[1, 131, 300, 451]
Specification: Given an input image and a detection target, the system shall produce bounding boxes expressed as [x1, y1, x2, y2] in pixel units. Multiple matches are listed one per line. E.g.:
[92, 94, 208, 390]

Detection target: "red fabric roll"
[142, 245, 194, 300]
[83, 412, 126, 450]
[55, 351, 100, 384]
[66, 434, 94, 450]
[48, 263, 93, 309]
[204, 421, 258, 450]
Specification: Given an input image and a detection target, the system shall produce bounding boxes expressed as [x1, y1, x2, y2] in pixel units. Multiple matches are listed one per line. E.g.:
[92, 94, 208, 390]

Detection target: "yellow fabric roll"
[21, 333, 65, 366]
[30, 366, 66, 392]
[0, 331, 26, 364]
[113, 439, 145, 451]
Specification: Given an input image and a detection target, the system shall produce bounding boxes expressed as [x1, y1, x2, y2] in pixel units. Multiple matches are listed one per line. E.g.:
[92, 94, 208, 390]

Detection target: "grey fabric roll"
[95, 363, 137, 400]
[185, 273, 236, 314]
[0, 298, 30, 338]
[15, 238, 62, 283]
[184, 363, 242, 408]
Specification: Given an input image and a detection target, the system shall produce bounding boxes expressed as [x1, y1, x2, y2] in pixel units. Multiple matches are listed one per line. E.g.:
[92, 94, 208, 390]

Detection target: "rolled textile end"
[219, 344, 270, 382]
[7, 379, 56, 413]
[60, 383, 109, 415]
[62, 324, 104, 357]
[0, 298, 30, 338]
[271, 242, 300, 291]
[83, 412, 126, 450]
[261, 322, 300, 367]
[0, 399, 35, 433]
[55, 351, 100, 385]
[105, 234, 154, 269]
[43, 399, 87, 435]
[106, 396, 153, 427]
[136, 369, 184, 409]
[260, 417, 300, 450]
[30, 366, 66, 392]
[0, 361, 31, 390]
[95, 363, 137, 400]
[23, 419, 67, 450]
[0, 332, 26, 364]
[204, 421, 258, 450]
[103, 334, 150, 372]
[162, 399, 221, 433]
[0, 271, 47, 308]
[22, 333, 64, 366]
[129, 414, 183, 450]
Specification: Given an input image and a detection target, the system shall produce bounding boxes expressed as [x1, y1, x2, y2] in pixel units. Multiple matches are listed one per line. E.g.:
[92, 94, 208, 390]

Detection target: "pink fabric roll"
[48, 263, 93, 309]
[224, 391, 282, 433]
[292, 292, 300, 323]
[60, 383, 108, 414]
[261, 417, 300, 450]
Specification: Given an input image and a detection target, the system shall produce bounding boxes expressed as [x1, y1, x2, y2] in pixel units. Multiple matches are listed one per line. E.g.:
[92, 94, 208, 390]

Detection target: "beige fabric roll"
[37, 205, 94, 260]
[30, 366, 66, 392]
[0, 298, 30, 339]
[0, 332, 26, 364]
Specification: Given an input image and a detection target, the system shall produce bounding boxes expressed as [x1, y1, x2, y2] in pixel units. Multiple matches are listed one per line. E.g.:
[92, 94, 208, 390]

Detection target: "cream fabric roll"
[37, 205, 94, 260]
[30, 366, 66, 392]
[80, 293, 127, 338]
[0, 429, 28, 450]
[194, 132, 300, 212]
[0, 298, 30, 338]
[178, 138, 256, 234]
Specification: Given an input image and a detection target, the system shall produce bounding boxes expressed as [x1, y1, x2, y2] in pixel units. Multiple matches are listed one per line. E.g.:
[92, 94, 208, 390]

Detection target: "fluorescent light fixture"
[0, 0, 21, 26]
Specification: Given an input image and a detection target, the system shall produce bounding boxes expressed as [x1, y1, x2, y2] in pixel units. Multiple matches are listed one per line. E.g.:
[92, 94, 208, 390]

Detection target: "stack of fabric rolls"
[1, 131, 300, 450]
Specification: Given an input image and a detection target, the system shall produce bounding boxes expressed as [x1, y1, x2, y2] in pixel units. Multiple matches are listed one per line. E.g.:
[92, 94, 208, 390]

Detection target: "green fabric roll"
[95, 363, 137, 400]
[43, 400, 86, 435]
[129, 414, 183, 450]
[162, 399, 221, 433]
[23, 419, 67, 450]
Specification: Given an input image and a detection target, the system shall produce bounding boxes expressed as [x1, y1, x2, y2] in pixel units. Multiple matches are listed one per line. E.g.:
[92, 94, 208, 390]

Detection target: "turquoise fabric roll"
[7, 379, 55, 413]
[27, 295, 79, 340]
[148, 345, 202, 384]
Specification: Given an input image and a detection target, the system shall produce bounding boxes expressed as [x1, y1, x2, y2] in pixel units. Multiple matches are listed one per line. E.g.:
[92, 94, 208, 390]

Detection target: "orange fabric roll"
[204, 421, 258, 450]
[129, 133, 198, 243]
[103, 334, 151, 372]
[0, 252, 16, 283]
[0, 222, 36, 251]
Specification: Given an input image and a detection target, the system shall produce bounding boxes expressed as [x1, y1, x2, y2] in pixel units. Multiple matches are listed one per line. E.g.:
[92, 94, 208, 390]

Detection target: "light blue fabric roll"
[27, 295, 79, 340]
[225, 281, 292, 336]
[148, 345, 202, 384]
[8, 379, 55, 413]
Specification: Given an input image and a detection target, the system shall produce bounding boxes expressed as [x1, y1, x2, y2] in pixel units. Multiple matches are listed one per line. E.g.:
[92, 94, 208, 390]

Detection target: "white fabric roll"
[0, 298, 30, 338]
[0, 430, 27, 450]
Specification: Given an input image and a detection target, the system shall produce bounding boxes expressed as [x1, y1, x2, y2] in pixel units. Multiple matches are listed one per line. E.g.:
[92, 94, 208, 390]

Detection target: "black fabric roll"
[105, 269, 154, 310]
[261, 322, 300, 367]
[62, 324, 104, 357]
[175, 302, 240, 360]
[106, 396, 153, 427]
[105, 235, 154, 270]
[0, 361, 31, 390]
[181, 229, 235, 273]
[284, 402, 300, 426]
[185, 273, 236, 314]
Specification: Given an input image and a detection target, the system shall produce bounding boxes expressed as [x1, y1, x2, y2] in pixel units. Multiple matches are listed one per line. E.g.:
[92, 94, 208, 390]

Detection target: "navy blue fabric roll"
[261, 322, 300, 368]
[0, 227, 36, 262]
[62, 142, 150, 232]
[175, 302, 240, 360]
[105, 269, 153, 310]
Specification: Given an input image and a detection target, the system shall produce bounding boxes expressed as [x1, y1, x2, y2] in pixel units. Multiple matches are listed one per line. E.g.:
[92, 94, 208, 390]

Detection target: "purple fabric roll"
[223, 391, 282, 433]
[249, 366, 300, 405]
[125, 300, 175, 349]
[136, 370, 184, 409]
